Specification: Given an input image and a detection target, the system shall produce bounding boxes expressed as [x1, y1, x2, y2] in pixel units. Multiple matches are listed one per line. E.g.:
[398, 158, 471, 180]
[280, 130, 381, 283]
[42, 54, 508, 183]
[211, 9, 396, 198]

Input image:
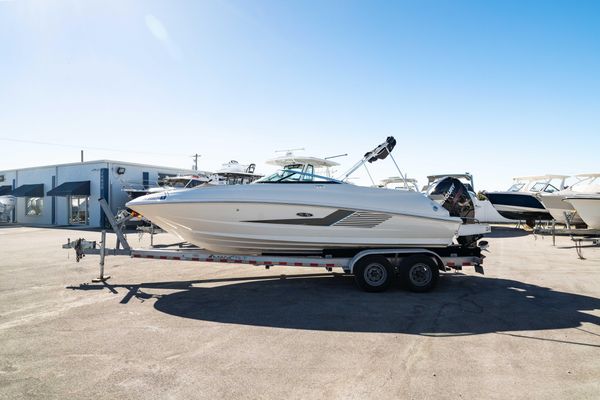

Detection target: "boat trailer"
[63, 199, 486, 292]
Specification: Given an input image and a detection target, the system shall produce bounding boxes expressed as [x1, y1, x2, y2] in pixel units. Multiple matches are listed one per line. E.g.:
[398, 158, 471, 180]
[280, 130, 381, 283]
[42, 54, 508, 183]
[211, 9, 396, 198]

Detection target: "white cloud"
[144, 13, 182, 61]
[145, 14, 168, 42]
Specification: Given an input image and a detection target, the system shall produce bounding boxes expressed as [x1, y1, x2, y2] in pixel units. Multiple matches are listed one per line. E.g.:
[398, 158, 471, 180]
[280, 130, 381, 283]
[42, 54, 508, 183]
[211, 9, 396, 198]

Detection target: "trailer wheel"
[353, 255, 394, 292]
[399, 255, 439, 292]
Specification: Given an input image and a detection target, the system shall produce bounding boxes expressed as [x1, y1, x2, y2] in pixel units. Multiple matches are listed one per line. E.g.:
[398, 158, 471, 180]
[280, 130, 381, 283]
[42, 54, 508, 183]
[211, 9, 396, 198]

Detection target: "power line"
[0, 137, 188, 157]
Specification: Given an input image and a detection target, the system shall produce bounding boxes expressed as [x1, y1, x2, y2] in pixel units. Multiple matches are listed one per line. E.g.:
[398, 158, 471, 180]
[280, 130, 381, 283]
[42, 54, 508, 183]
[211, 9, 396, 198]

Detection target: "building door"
[69, 195, 89, 225]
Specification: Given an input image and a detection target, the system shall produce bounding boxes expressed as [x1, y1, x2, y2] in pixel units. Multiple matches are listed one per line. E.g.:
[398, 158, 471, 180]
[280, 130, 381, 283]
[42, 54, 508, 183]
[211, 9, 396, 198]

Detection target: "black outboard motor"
[428, 177, 479, 247]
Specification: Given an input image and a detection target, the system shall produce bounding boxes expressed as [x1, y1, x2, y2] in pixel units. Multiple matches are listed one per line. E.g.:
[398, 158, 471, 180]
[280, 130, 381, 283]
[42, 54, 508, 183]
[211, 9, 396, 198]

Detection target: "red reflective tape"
[447, 262, 455, 267]
[264, 261, 273, 265]
[133, 254, 141, 258]
[146, 255, 155, 259]
[172, 257, 181, 261]
[326, 264, 335, 267]
[309, 263, 318, 267]
[279, 262, 288, 265]
[192, 257, 200, 261]
[249, 260, 257, 264]
[294, 262, 303, 266]
[462, 262, 471, 266]
[159, 256, 167, 260]
[220, 259, 228, 263]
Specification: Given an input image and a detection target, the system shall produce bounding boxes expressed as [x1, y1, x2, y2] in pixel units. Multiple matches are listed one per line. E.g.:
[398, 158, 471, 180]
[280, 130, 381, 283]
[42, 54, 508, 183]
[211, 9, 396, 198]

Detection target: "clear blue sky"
[0, 0, 598, 190]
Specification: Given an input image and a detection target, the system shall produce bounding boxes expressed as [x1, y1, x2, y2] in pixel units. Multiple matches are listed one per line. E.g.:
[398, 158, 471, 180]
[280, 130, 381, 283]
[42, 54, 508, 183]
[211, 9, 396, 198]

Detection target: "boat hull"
[127, 184, 462, 255]
[537, 192, 584, 225]
[485, 192, 552, 221]
[564, 197, 600, 229]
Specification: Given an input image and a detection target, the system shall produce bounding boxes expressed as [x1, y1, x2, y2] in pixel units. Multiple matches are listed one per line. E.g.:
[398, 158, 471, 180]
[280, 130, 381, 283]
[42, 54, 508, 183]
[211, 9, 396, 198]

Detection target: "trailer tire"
[399, 255, 439, 292]
[353, 255, 394, 293]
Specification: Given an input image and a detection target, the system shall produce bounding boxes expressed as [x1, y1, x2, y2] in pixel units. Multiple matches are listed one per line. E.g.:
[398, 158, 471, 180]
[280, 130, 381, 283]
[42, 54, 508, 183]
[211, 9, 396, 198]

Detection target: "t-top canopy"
[11, 184, 44, 197]
[266, 156, 340, 169]
[47, 181, 90, 197]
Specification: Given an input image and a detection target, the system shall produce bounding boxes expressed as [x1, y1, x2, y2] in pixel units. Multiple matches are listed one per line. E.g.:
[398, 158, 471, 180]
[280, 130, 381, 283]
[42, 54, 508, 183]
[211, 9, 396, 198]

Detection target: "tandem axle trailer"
[63, 199, 487, 292]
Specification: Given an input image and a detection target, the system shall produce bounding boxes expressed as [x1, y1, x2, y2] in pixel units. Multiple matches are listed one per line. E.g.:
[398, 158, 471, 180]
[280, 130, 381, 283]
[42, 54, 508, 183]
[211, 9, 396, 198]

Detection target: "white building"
[0, 160, 194, 227]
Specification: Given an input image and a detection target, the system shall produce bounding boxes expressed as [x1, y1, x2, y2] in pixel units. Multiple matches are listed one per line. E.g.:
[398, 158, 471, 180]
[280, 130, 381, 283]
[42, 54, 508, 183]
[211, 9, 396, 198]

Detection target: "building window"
[26, 197, 43, 216]
[69, 196, 89, 225]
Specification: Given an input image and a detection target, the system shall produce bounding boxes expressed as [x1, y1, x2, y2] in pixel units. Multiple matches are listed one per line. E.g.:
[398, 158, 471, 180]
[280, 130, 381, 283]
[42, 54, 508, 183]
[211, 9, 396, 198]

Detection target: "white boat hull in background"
[473, 197, 513, 223]
[538, 192, 585, 225]
[564, 197, 600, 229]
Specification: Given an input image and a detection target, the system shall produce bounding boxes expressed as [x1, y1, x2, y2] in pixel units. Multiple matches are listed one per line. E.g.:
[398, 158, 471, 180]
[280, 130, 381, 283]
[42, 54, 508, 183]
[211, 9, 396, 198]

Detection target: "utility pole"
[81, 150, 84, 163]
[192, 154, 200, 171]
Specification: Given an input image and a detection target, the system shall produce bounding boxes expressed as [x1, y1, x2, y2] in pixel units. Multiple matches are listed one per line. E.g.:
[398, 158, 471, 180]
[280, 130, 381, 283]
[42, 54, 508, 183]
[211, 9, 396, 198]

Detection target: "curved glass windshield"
[530, 182, 547, 192]
[543, 184, 559, 193]
[508, 183, 525, 192]
[255, 169, 340, 183]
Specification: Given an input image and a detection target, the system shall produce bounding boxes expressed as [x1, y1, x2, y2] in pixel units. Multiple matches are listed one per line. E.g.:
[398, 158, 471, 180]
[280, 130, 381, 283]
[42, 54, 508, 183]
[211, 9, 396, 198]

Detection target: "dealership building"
[0, 160, 193, 228]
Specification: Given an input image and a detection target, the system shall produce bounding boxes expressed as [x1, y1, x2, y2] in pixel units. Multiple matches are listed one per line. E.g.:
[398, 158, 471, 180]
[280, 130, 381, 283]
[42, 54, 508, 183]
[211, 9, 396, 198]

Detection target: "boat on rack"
[483, 175, 568, 225]
[211, 160, 263, 185]
[564, 195, 600, 229]
[127, 137, 489, 255]
[123, 173, 212, 200]
[265, 151, 341, 178]
[537, 174, 600, 226]
[378, 176, 420, 191]
[123, 161, 262, 201]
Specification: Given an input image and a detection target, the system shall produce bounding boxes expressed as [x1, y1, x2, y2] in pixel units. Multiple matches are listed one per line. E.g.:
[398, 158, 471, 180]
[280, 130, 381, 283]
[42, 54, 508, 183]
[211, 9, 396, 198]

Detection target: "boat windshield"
[527, 182, 560, 193]
[255, 169, 341, 184]
[529, 182, 547, 192]
[542, 184, 559, 193]
[508, 183, 525, 192]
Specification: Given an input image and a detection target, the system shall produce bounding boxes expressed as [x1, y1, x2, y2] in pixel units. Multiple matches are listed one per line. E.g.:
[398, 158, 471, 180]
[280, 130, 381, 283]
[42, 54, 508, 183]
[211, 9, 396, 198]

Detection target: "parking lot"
[1, 226, 599, 399]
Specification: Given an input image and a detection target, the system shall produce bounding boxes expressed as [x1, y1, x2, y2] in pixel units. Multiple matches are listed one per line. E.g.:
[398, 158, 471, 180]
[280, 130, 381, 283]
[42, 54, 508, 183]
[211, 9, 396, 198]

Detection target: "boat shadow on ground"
[486, 226, 531, 238]
[68, 273, 600, 341]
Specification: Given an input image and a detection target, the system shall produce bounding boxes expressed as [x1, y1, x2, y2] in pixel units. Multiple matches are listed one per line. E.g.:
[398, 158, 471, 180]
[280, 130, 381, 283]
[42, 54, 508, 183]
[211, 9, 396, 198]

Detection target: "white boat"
[0, 195, 16, 223]
[484, 175, 568, 224]
[123, 173, 212, 200]
[537, 174, 600, 226]
[423, 174, 512, 224]
[564, 195, 600, 229]
[124, 162, 262, 201]
[211, 160, 263, 185]
[378, 176, 420, 191]
[127, 138, 486, 255]
[265, 151, 340, 178]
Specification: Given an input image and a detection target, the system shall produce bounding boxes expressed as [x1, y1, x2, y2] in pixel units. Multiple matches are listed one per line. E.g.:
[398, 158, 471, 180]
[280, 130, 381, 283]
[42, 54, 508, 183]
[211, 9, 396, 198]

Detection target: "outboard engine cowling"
[427, 177, 475, 223]
[428, 177, 482, 247]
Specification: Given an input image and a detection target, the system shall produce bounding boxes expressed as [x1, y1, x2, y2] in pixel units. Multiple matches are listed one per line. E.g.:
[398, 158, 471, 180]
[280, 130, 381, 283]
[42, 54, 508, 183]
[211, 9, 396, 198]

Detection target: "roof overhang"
[11, 184, 44, 197]
[0, 185, 12, 196]
[47, 181, 91, 197]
